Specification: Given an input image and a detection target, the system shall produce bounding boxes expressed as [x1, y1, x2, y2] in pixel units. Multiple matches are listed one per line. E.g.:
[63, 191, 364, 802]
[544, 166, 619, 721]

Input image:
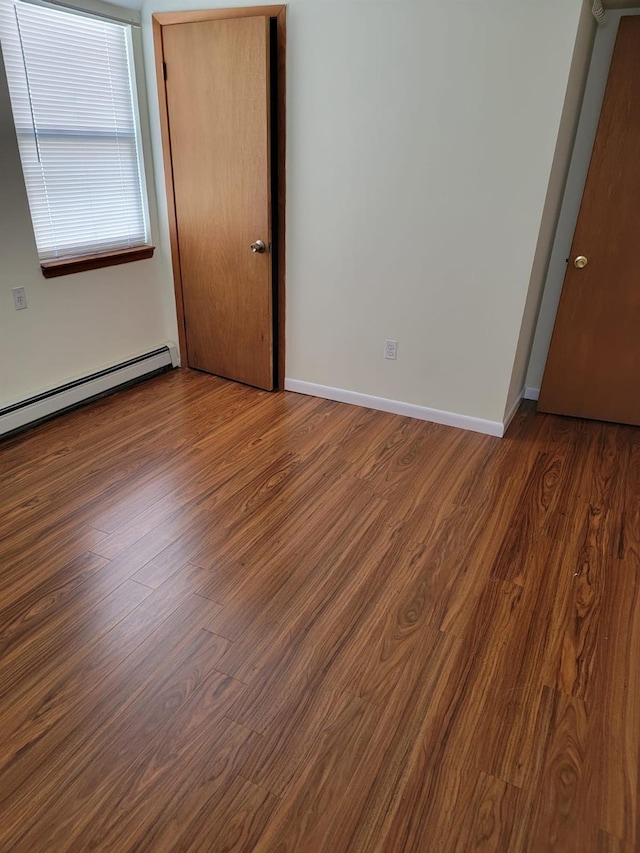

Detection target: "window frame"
[0, 0, 155, 277]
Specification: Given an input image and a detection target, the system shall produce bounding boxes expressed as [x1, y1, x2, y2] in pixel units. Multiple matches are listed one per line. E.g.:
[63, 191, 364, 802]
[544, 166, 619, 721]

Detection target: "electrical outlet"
[384, 339, 397, 360]
[12, 287, 27, 310]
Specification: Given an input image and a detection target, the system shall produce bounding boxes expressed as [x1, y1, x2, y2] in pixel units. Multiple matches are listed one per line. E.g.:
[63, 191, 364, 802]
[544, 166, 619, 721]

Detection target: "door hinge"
[162, 62, 167, 81]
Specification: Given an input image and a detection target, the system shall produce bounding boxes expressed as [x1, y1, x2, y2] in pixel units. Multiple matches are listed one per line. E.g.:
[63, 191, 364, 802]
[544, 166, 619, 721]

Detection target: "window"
[0, 0, 152, 275]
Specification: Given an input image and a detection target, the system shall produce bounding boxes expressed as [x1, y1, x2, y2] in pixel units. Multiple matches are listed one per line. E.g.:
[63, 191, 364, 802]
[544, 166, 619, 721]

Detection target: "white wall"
[0, 27, 177, 409]
[143, 0, 584, 425]
[526, 7, 640, 393]
[503, 0, 595, 413]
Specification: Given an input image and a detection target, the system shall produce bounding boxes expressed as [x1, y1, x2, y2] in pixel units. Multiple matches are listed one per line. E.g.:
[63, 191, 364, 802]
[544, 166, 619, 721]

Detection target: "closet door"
[539, 17, 640, 424]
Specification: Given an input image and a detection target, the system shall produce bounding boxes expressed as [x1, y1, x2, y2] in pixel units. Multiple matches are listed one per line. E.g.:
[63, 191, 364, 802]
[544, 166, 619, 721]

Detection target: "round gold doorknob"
[574, 255, 588, 269]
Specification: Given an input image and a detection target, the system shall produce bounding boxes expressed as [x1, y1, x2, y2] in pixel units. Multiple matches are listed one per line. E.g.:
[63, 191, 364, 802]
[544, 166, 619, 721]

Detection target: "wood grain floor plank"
[204, 480, 386, 643]
[0, 592, 221, 836]
[597, 829, 637, 852]
[328, 406, 401, 464]
[436, 411, 548, 639]
[234, 677, 355, 798]
[0, 521, 113, 592]
[441, 576, 523, 655]
[350, 635, 477, 852]
[336, 631, 464, 853]
[0, 566, 220, 764]
[1, 507, 213, 691]
[549, 502, 608, 699]
[491, 444, 579, 587]
[474, 533, 580, 787]
[254, 693, 381, 852]
[129, 514, 238, 592]
[171, 775, 279, 853]
[192, 445, 357, 602]
[371, 551, 580, 850]
[450, 771, 517, 853]
[2, 372, 639, 850]
[345, 444, 531, 709]
[90, 485, 206, 560]
[522, 687, 589, 851]
[5, 627, 231, 850]
[574, 422, 628, 514]
[217, 392, 351, 467]
[378, 675, 553, 852]
[227, 499, 420, 693]
[374, 426, 485, 530]
[583, 558, 640, 844]
[0, 548, 109, 626]
[224, 510, 432, 736]
[348, 413, 435, 487]
[38, 671, 248, 851]
[0, 428, 185, 542]
[0, 575, 151, 702]
[14, 382, 273, 540]
[618, 438, 640, 566]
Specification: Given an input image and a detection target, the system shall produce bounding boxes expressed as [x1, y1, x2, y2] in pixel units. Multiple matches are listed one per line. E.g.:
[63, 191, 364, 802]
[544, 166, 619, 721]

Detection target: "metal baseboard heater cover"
[0, 343, 179, 438]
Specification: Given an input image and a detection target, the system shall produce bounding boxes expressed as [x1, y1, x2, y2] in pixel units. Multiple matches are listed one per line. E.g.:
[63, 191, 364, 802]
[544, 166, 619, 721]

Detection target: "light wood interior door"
[163, 16, 273, 390]
[538, 17, 640, 425]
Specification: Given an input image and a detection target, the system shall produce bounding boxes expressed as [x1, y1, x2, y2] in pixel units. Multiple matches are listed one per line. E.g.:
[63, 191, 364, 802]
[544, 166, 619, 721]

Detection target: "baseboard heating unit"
[0, 343, 179, 439]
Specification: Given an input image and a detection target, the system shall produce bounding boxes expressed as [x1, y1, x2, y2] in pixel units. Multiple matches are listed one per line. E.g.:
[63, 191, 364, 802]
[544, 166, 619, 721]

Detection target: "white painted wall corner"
[502, 389, 525, 435]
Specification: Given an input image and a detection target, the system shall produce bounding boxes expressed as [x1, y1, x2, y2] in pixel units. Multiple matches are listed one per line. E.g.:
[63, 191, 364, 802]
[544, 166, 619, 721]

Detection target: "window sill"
[40, 245, 155, 279]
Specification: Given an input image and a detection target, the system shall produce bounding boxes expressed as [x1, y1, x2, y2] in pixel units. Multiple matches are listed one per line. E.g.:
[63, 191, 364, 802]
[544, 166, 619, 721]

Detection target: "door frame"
[152, 5, 287, 388]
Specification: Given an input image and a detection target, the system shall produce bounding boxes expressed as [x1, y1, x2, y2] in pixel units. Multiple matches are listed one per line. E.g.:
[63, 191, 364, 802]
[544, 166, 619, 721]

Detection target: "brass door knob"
[574, 255, 588, 269]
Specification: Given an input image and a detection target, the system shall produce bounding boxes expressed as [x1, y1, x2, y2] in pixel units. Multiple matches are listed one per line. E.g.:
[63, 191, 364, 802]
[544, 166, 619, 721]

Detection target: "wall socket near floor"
[12, 287, 27, 310]
[384, 339, 397, 360]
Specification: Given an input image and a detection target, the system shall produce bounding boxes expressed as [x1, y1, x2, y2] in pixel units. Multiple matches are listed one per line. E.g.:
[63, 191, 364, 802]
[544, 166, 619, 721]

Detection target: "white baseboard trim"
[284, 379, 505, 437]
[524, 386, 540, 401]
[0, 344, 176, 438]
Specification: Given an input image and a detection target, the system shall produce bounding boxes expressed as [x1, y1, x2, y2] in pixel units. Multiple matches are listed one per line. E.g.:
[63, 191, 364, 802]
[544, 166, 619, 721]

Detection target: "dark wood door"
[163, 16, 273, 390]
[538, 16, 640, 425]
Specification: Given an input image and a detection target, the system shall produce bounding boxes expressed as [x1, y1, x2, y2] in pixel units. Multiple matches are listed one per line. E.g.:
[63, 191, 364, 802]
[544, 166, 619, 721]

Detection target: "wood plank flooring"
[1, 369, 639, 852]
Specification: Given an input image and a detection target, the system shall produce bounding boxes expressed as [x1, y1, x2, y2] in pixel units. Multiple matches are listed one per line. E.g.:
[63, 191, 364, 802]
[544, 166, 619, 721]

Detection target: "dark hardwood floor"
[1, 369, 639, 852]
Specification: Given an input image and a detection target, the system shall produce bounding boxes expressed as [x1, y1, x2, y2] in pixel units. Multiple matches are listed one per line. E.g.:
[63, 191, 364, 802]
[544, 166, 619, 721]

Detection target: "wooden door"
[162, 16, 273, 390]
[538, 16, 640, 425]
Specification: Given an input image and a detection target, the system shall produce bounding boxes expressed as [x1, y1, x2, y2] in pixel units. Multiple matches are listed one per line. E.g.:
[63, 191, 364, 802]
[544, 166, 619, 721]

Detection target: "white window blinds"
[0, 0, 150, 260]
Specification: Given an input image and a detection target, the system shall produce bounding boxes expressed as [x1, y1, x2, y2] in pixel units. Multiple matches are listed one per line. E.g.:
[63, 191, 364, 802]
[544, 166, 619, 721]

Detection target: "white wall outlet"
[12, 287, 27, 310]
[384, 339, 397, 360]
